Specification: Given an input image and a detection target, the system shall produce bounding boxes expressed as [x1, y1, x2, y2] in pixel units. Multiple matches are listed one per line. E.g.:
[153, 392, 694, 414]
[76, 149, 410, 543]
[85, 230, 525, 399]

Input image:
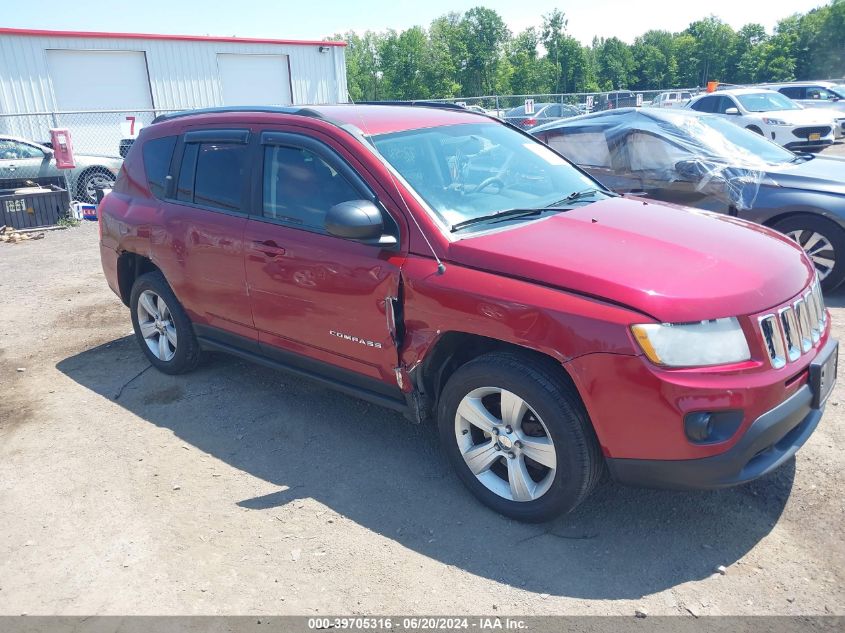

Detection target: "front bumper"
[605, 337, 837, 489]
[606, 383, 820, 489]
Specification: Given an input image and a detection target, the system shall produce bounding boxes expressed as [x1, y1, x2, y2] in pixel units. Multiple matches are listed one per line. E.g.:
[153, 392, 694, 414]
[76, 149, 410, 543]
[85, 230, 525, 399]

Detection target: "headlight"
[631, 317, 750, 367]
[762, 117, 787, 125]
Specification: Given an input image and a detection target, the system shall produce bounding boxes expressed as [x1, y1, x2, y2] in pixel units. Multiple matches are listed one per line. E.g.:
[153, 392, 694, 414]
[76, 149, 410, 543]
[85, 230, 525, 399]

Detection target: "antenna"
[346, 96, 446, 275]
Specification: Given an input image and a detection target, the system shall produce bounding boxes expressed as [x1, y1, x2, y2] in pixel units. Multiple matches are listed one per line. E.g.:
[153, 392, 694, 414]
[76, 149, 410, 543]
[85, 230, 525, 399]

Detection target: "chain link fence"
[432, 88, 702, 124]
[0, 109, 182, 208]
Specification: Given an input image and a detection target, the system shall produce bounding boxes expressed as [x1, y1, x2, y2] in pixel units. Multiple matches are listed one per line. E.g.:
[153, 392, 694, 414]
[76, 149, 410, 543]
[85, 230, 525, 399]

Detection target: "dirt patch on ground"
[0, 221, 843, 616]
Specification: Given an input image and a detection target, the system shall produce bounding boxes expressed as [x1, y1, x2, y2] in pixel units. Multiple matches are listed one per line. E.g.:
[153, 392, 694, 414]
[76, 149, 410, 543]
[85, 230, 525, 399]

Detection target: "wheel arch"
[116, 252, 163, 306]
[410, 331, 584, 423]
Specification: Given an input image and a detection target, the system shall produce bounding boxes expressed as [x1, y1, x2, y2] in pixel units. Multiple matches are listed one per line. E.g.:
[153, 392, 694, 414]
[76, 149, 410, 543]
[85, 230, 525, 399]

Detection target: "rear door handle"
[252, 239, 285, 257]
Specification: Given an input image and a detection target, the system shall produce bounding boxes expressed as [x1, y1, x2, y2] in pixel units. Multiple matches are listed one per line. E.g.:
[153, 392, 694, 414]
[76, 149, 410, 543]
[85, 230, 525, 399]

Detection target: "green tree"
[461, 7, 510, 95]
[594, 37, 636, 89]
[730, 23, 768, 83]
[379, 27, 431, 100]
[632, 30, 678, 89]
[685, 16, 738, 84]
[507, 28, 554, 94]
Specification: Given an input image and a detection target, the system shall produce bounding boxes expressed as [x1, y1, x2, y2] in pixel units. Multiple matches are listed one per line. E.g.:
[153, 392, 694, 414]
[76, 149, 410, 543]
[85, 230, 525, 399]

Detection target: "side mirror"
[675, 159, 708, 181]
[325, 200, 396, 246]
[725, 107, 740, 115]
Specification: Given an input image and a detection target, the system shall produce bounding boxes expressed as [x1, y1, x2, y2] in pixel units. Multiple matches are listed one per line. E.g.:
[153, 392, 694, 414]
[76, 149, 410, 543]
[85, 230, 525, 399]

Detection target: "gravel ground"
[0, 220, 843, 617]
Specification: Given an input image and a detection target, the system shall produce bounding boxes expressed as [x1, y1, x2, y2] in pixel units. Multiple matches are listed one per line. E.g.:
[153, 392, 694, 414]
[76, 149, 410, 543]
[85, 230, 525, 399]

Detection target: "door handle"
[252, 239, 285, 257]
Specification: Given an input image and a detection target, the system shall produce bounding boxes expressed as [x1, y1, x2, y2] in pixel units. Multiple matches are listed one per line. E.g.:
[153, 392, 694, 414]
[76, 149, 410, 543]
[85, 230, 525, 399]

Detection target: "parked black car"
[503, 103, 581, 129]
[531, 107, 845, 290]
[597, 90, 638, 110]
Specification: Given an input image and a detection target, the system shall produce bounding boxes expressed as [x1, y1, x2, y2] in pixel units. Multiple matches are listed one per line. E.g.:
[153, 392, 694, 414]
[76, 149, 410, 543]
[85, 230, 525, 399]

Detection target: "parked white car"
[652, 90, 694, 108]
[686, 88, 836, 151]
[761, 81, 845, 139]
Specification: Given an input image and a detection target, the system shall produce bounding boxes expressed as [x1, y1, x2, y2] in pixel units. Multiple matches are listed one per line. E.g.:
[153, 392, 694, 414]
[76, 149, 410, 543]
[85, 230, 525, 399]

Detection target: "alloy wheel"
[454, 387, 557, 502]
[786, 229, 835, 281]
[136, 290, 177, 362]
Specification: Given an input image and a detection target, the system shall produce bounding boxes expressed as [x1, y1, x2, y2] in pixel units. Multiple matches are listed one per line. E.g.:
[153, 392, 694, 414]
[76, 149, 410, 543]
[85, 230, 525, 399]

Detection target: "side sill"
[196, 334, 409, 413]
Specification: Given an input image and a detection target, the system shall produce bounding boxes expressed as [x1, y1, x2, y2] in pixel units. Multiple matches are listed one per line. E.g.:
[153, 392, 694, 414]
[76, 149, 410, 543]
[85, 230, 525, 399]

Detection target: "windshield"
[736, 92, 801, 112]
[675, 115, 796, 165]
[833, 85, 845, 98]
[372, 123, 602, 231]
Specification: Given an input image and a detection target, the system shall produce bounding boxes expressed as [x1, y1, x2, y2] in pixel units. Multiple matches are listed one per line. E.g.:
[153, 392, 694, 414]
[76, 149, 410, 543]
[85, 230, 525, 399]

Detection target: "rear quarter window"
[142, 135, 177, 199]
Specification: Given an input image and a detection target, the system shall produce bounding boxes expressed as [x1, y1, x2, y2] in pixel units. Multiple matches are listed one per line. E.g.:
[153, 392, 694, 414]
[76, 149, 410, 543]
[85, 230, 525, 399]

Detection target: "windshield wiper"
[546, 188, 612, 207]
[451, 208, 547, 232]
[450, 205, 586, 232]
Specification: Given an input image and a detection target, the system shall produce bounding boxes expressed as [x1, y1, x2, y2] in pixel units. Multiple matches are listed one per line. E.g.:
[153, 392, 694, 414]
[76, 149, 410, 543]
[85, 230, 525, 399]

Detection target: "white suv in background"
[652, 90, 693, 108]
[762, 81, 845, 138]
[686, 88, 836, 151]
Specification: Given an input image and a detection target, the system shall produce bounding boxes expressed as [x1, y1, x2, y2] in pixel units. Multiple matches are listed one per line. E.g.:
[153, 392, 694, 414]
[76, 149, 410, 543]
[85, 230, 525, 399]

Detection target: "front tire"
[774, 215, 845, 291]
[130, 271, 201, 374]
[746, 125, 764, 136]
[437, 352, 602, 522]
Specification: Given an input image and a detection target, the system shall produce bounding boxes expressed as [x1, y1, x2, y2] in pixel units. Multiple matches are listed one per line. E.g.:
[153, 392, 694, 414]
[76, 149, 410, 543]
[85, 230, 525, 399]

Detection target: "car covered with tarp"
[531, 107, 845, 290]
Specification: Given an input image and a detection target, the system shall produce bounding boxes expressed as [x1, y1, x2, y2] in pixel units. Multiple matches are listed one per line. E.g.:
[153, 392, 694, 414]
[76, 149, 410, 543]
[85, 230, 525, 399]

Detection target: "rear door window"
[194, 144, 247, 211]
[690, 96, 716, 113]
[779, 86, 804, 99]
[173, 132, 248, 212]
[142, 135, 176, 199]
[544, 130, 612, 168]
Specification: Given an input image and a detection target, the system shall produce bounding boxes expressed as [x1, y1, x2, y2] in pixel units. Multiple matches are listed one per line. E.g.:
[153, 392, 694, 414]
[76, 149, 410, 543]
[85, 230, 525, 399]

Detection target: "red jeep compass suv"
[99, 104, 838, 522]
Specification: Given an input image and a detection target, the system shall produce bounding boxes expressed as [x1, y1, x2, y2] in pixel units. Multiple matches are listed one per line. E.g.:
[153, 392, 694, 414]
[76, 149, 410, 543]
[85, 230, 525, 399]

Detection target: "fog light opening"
[685, 412, 713, 442]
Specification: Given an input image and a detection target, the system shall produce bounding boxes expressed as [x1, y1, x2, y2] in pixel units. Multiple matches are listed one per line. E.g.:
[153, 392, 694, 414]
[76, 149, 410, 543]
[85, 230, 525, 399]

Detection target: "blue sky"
[4, 0, 830, 45]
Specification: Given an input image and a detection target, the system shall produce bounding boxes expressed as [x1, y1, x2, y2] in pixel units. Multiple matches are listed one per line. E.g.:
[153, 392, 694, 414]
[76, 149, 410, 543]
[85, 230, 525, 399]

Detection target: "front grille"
[793, 126, 832, 139]
[759, 278, 827, 368]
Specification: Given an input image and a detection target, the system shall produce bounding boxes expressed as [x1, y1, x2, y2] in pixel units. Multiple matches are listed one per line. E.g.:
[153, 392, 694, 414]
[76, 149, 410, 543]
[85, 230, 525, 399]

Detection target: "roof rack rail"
[152, 105, 327, 124]
[356, 100, 468, 111]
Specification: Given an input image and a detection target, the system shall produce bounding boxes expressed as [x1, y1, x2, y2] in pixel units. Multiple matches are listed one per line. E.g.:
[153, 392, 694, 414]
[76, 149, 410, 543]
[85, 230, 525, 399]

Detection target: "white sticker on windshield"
[522, 142, 567, 165]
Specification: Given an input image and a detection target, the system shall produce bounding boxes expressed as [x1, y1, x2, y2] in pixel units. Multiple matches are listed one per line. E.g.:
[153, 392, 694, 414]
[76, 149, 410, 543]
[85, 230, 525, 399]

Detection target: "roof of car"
[709, 87, 780, 96]
[529, 106, 712, 133]
[152, 104, 493, 136]
[763, 81, 836, 87]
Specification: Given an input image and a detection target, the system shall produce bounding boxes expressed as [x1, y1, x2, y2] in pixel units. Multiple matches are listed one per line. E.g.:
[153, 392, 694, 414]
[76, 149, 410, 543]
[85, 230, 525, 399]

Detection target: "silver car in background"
[0, 135, 121, 203]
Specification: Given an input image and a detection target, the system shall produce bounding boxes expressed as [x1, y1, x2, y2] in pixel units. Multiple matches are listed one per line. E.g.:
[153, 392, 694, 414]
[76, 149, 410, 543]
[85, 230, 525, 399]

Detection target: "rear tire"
[773, 215, 845, 291]
[130, 271, 201, 374]
[437, 352, 602, 522]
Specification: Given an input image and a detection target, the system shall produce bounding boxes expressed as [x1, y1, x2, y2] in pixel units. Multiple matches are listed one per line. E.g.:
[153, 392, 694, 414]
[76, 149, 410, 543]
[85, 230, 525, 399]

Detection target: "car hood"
[768, 155, 845, 196]
[755, 108, 837, 125]
[448, 197, 813, 323]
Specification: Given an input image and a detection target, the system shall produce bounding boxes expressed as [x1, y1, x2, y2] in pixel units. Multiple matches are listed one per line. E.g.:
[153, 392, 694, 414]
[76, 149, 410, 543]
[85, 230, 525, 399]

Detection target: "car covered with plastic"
[531, 107, 845, 290]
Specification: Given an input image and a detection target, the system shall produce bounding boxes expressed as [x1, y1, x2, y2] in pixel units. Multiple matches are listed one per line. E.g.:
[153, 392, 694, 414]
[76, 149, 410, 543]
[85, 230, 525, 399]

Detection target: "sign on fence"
[524, 98, 535, 114]
[585, 95, 594, 111]
[636, 93, 643, 107]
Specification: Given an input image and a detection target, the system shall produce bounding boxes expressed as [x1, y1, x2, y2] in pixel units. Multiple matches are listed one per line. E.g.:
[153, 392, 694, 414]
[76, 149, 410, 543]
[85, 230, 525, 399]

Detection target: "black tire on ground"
[129, 271, 201, 375]
[437, 351, 603, 522]
[746, 126, 764, 135]
[77, 168, 116, 204]
[773, 214, 845, 292]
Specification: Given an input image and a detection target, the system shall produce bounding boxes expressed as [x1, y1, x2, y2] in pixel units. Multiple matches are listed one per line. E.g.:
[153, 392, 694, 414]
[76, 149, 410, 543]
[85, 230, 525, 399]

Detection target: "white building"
[0, 27, 348, 153]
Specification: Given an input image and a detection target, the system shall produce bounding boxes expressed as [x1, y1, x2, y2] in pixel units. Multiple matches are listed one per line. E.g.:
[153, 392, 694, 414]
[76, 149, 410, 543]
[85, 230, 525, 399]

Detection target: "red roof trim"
[0, 27, 346, 47]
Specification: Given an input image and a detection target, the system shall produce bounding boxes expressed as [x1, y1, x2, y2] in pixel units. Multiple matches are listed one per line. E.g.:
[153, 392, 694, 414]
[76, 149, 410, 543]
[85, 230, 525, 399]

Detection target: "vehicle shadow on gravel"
[58, 336, 793, 600]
